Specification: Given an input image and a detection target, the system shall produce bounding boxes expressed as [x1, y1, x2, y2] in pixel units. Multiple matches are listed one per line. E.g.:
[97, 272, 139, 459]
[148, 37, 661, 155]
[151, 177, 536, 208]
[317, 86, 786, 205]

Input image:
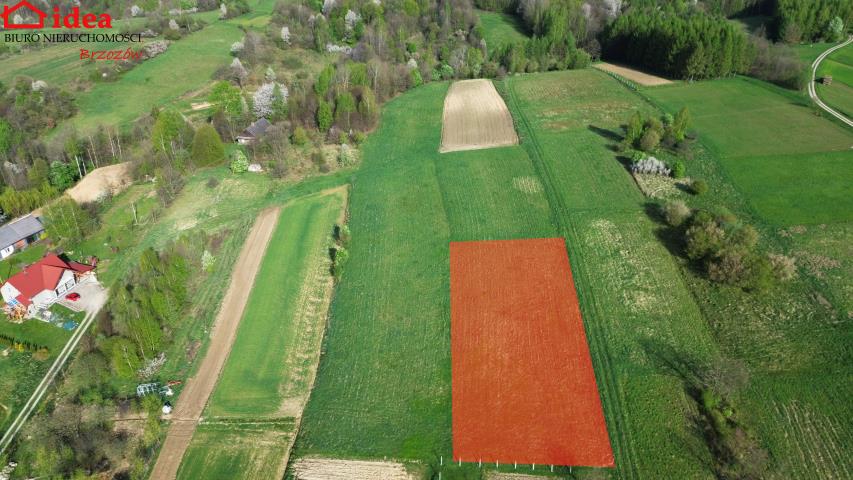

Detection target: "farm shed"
[0, 215, 45, 259]
[1, 254, 95, 318]
[236, 118, 271, 145]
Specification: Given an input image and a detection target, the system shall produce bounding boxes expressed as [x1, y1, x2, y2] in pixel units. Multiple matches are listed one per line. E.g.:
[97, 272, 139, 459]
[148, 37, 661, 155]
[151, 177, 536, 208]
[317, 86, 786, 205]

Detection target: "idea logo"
[1, 0, 112, 29]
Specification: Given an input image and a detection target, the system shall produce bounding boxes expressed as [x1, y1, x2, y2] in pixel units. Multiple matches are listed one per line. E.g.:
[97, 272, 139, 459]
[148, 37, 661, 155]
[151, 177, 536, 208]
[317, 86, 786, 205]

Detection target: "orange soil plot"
[450, 238, 614, 467]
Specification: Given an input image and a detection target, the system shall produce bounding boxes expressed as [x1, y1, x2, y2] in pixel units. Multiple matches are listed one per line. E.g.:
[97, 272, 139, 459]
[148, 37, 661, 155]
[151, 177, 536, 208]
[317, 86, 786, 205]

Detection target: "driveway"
[56, 276, 108, 314]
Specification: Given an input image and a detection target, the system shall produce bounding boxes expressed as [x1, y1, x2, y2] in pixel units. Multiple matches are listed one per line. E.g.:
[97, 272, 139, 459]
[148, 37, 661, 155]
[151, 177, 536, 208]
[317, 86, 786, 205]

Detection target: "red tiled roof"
[5, 254, 94, 306]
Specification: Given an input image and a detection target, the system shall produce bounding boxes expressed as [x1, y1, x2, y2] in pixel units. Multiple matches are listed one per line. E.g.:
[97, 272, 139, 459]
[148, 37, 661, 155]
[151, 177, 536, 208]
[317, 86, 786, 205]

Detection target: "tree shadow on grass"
[588, 124, 623, 142]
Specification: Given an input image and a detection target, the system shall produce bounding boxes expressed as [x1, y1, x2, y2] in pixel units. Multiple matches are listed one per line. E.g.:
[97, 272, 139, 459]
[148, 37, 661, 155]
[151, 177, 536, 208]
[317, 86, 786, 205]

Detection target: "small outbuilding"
[0, 215, 45, 259]
[236, 118, 271, 145]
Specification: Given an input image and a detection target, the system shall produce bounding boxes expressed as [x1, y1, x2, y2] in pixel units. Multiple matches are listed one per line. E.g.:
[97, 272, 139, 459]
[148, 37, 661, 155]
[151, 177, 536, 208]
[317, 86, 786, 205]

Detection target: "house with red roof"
[1, 254, 95, 317]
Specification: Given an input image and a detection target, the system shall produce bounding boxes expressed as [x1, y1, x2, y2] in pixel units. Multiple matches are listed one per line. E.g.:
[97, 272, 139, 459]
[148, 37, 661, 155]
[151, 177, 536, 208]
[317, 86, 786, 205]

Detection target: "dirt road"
[149, 207, 281, 480]
[808, 36, 853, 128]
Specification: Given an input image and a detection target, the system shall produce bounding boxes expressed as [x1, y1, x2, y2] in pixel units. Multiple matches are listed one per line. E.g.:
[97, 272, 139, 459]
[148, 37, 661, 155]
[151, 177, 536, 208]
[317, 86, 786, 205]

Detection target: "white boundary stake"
[808, 36, 853, 128]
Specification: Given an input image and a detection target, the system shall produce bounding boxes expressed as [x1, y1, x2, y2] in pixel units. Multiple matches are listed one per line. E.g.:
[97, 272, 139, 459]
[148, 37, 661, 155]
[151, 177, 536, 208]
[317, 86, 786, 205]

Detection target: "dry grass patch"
[594, 62, 673, 86]
[292, 458, 414, 480]
[440, 79, 519, 153]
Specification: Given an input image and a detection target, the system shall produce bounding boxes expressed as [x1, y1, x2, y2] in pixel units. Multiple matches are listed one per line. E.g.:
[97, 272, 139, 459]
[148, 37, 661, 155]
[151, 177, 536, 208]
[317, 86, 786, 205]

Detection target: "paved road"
[149, 207, 281, 480]
[808, 36, 853, 128]
[0, 279, 108, 455]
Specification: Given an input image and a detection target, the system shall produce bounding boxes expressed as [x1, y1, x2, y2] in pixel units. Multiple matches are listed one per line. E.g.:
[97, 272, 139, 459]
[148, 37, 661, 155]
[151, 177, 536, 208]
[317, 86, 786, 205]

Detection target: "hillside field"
[178, 190, 344, 478]
[293, 71, 725, 479]
[646, 78, 853, 226]
[815, 43, 853, 119]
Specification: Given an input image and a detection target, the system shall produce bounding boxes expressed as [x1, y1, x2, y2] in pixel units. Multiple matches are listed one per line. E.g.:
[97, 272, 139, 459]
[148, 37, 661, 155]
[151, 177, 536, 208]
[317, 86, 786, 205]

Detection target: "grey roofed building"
[236, 118, 271, 145]
[0, 215, 45, 259]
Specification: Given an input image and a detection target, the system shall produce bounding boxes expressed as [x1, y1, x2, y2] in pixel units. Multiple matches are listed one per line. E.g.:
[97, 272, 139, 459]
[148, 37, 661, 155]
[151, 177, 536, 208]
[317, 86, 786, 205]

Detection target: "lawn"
[476, 10, 528, 49]
[0, 243, 48, 278]
[0, 320, 71, 434]
[294, 71, 719, 479]
[208, 190, 345, 417]
[646, 77, 853, 226]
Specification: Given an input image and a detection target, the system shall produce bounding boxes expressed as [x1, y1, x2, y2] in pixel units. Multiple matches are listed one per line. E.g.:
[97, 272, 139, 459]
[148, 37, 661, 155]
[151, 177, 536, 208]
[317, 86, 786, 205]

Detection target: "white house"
[1, 254, 95, 317]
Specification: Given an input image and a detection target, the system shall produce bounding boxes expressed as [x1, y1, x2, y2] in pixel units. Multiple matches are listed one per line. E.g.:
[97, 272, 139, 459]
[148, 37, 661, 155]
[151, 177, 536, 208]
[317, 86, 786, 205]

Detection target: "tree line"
[601, 7, 752, 80]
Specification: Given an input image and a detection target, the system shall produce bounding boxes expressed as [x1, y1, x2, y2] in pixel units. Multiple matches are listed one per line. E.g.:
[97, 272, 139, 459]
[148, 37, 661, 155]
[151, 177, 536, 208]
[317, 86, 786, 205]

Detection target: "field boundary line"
[808, 36, 853, 128]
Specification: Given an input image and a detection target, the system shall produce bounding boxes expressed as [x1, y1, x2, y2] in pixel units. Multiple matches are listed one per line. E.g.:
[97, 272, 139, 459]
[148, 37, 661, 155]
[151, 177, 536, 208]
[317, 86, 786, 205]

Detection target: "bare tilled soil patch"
[65, 162, 132, 204]
[292, 458, 413, 480]
[440, 79, 519, 153]
[594, 62, 673, 86]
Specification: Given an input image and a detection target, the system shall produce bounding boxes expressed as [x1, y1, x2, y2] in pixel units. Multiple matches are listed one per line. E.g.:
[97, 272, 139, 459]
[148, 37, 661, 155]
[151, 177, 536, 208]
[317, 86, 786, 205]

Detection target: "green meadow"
[476, 10, 528, 48]
[646, 77, 853, 226]
[293, 71, 721, 479]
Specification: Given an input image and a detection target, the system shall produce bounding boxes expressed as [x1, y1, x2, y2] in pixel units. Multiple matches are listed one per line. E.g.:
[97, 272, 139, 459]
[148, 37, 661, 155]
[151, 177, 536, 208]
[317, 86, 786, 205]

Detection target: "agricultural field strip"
[505, 72, 719, 479]
[149, 206, 281, 480]
[178, 190, 347, 479]
[450, 238, 613, 467]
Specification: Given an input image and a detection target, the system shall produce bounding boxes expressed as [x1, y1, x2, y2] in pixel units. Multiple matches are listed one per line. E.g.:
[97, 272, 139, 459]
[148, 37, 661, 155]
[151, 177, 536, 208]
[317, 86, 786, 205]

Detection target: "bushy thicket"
[13, 232, 216, 479]
[601, 8, 752, 79]
[678, 208, 776, 291]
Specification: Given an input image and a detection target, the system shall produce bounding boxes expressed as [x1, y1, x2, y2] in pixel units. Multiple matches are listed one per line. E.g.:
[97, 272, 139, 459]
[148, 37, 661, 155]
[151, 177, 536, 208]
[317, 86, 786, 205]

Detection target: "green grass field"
[646, 78, 853, 226]
[476, 9, 528, 48]
[177, 420, 295, 480]
[179, 190, 344, 478]
[209, 191, 344, 417]
[70, 22, 242, 131]
[815, 43, 853, 119]
[293, 71, 723, 479]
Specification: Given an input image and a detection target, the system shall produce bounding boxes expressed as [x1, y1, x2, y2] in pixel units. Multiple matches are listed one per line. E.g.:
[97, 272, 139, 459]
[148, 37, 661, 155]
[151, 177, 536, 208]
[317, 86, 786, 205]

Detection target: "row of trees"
[601, 7, 752, 79]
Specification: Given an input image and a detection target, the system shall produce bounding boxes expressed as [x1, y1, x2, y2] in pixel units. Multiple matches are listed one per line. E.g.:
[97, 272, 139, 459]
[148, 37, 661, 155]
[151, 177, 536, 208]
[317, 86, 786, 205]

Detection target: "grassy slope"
[815, 43, 853, 119]
[641, 75, 853, 478]
[208, 191, 343, 417]
[295, 72, 718, 479]
[646, 78, 853, 226]
[71, 22, 242, 130]
[476, 10, 528, 48]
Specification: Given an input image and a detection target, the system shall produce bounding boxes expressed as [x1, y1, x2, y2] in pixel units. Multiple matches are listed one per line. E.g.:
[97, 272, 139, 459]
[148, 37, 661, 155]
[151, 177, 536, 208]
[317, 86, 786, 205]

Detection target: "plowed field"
[450, 238, 613, 467]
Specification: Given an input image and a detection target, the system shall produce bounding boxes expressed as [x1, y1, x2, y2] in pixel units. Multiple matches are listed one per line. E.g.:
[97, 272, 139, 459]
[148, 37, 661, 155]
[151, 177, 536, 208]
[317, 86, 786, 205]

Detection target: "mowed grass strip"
[208, 191, 344, 417]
